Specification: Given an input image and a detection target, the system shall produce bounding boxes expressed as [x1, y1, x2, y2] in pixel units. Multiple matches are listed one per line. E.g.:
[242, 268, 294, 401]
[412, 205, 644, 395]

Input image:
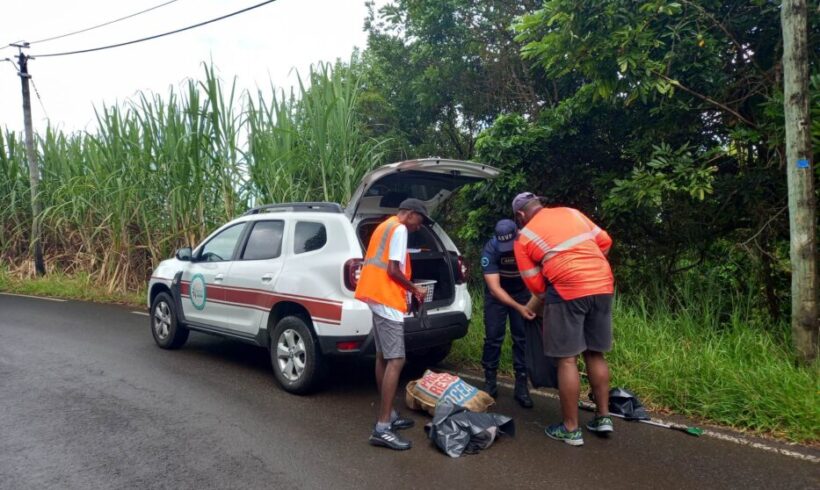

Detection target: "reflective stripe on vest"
[521, 221, 601, 265]
[362, 220, 398, 270]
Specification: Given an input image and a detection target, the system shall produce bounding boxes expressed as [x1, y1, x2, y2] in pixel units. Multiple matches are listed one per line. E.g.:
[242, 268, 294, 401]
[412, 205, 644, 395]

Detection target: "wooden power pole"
[781, 1, 817, 364]
[14, 45, 46, 276]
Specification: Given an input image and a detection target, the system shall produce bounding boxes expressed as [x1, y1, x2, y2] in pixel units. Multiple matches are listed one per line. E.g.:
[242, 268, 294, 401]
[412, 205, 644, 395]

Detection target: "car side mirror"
[175, 247, 193, 261]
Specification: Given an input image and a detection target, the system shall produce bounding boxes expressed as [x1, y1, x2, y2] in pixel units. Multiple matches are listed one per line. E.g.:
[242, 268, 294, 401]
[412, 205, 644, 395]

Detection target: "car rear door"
[345, 158, 500, 220]
[218, 219, 288, 336]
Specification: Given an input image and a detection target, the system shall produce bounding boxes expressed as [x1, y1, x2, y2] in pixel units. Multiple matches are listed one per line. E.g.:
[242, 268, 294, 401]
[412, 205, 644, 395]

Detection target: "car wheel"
[270, 315, 324, 394]
[150, 292, 189, 349]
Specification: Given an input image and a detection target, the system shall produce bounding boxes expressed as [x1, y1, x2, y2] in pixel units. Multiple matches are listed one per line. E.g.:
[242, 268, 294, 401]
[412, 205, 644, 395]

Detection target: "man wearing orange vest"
[355, 198, 430, 451]
[512, 192, 615, 447]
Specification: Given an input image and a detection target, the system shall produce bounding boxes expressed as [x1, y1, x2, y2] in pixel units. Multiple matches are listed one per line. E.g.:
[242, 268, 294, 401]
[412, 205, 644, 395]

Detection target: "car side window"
[294, 221, 327, 254]
[199, 224, 245, 262]
[242, 220, 285, 260]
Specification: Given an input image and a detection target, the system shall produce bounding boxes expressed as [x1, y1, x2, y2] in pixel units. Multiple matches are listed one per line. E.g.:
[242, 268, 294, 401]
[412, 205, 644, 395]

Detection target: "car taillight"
[456, 255, 468, 284]
[336, 340, 362, 351]
[344, 258, 363, 291]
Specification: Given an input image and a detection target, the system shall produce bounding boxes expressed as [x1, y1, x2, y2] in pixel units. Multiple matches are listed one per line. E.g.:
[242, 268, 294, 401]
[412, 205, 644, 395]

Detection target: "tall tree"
[511, 0, 818, 325]
[362, 0, 545, 159]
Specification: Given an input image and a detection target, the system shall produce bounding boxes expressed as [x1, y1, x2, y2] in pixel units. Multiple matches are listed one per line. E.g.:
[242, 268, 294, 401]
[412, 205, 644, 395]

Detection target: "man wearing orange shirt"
[511, 192, 615, 447]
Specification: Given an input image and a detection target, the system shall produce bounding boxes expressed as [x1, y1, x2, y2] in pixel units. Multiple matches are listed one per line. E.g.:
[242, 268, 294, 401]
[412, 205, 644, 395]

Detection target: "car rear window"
[357, 219, 440, 253]
[242, 220, 284, 260]
[294, 222, 327, 254]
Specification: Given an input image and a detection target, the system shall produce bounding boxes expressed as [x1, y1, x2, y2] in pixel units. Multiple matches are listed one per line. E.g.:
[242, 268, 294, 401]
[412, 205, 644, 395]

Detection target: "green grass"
[0, 268, 144, 306]
[451, 291, 820, 444]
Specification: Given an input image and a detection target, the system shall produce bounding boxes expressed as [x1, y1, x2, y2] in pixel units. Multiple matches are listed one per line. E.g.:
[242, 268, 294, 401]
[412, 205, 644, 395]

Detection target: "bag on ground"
[425, 402, 515, 457]
[607, 387, 650, 420]
[524, 318, 559, 389]
[406, 370, 494, 416]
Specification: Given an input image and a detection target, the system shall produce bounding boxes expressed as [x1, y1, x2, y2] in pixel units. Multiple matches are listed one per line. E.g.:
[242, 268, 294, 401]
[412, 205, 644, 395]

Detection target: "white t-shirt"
[368, 224, 409, 322]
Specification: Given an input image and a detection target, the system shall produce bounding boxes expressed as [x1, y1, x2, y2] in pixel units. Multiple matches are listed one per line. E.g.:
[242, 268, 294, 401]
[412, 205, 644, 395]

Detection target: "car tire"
[150, 292, 189, 349]
[270, 315, 324, 395]
[408, 342, 452, 368]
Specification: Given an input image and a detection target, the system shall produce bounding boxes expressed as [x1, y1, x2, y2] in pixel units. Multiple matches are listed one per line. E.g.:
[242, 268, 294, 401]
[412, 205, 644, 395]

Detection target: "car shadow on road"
[180, 332, 432, 396]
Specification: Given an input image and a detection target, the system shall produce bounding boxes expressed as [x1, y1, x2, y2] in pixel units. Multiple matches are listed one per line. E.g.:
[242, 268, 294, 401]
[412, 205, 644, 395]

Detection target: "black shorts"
[542, 294, 613, 358]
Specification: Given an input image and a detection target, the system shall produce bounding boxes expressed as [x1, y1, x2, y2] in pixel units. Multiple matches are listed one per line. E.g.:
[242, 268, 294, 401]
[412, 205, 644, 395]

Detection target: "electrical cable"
[32, 0, 278, 58]
[30, 76, 50, 121]
[27, 0, 181, 45]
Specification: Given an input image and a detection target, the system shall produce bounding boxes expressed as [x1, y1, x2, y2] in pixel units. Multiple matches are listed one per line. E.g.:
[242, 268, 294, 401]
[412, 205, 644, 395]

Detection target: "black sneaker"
[391, 416, 415, 431]
[369, 429, 412, 450]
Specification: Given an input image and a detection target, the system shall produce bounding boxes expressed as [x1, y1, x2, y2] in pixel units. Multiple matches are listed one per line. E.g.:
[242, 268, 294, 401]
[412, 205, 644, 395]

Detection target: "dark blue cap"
[493, 219, 517, 252]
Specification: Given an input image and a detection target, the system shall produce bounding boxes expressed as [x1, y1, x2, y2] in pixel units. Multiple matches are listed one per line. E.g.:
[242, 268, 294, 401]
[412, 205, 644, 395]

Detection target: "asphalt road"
[0, 294, 817, 489]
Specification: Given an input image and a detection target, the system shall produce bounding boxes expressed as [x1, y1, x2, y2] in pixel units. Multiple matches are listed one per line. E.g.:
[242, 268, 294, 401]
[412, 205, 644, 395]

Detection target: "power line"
[0, 41, 25, 52]
[32, 0, 279, 58]
[27, 0, 181, 46]
[30, 76, 50, 121]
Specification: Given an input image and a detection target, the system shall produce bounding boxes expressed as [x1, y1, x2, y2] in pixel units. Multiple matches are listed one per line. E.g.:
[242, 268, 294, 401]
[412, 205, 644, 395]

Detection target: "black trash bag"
[424, 402, 515, 458]
[524, 319, 559, 388]
[605, 387, 650, 420]
[410, 295, 430, 330]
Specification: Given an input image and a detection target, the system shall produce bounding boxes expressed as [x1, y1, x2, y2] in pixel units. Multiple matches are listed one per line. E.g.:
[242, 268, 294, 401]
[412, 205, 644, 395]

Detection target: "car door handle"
[261, 274, 274, 283]
[214, 274, 224, 282]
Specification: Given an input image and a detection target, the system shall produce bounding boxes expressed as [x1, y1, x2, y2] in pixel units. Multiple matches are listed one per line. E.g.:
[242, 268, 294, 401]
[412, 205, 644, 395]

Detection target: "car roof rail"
[243, 202, 344, 216]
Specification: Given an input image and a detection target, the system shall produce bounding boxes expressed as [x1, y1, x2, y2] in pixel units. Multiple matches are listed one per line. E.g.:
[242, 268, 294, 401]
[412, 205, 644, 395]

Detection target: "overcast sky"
[0, 0, 387, 134]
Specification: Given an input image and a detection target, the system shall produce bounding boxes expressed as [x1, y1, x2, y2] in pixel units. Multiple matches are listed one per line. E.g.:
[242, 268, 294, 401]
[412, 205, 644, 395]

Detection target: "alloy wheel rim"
[276, 328, 306, 382]
[153, 301, 172, 340]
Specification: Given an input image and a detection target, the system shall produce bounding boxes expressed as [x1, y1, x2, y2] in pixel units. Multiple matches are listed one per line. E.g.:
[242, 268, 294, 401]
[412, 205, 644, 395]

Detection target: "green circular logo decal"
[190, 273, 207, 310]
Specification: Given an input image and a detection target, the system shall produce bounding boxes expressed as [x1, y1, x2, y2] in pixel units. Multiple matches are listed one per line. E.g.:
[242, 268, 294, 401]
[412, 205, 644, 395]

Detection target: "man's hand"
[413, 286, 427, 303]
[517, 305, 536, 321]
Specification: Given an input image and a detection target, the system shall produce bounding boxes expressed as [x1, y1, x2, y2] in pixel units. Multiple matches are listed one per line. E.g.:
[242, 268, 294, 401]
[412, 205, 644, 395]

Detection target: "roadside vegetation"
[450, 281, 820, 444]
[1, 1, 818, 443]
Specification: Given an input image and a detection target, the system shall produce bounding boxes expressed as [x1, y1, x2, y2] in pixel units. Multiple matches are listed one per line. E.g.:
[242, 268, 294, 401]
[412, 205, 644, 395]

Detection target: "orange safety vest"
[355, 216, 413, 312]
[515, 207, 613, 301]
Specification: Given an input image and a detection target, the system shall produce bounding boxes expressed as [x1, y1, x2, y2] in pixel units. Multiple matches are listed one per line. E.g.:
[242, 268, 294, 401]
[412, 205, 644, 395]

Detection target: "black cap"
[399, 198, 433, 224]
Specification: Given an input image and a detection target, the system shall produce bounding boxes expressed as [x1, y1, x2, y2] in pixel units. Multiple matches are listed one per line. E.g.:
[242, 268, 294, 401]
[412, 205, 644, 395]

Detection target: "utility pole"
[13, 43, 45, 276]
[781, 1, 817, 364]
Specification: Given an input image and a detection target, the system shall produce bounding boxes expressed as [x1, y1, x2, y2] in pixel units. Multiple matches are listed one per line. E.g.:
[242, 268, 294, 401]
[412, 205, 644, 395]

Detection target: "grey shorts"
[372, 315, 406, 359]
[543, 294, 613, 358]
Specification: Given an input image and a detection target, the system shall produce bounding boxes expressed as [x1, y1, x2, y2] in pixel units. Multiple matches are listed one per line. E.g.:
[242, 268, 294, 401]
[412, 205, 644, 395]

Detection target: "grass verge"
[450, 291, 819, 444]
[0, 268, 144, 307]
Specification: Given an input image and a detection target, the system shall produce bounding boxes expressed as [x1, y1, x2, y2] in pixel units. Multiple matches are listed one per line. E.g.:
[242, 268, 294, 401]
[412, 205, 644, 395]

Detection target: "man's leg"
[542, 299, 587, 445]
[508, 293, 533, 407]
[368, 316, 412, 450]
[583, 350, 610, 416]
[378, 357, 406, 423]
[375, 352, 386, 395]
[584, 295, 613, 417]
[556, 356, 581, 431]
[482, 296, 507, 397]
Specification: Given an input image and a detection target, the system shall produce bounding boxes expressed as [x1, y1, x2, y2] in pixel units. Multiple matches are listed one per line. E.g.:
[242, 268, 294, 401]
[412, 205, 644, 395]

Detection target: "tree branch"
[654, 71, 758, 128]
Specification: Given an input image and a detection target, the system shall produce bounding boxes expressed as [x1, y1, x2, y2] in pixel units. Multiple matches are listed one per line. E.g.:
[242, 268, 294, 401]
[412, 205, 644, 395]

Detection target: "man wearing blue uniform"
[481, 219, 535, 408]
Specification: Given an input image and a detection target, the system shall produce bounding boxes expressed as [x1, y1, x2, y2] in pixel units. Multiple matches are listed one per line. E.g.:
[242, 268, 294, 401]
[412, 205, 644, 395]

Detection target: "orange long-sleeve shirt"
[513, 207, 613, 302]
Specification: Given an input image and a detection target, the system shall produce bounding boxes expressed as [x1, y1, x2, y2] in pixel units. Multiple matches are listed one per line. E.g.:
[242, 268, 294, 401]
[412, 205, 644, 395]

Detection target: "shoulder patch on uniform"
[481, 256, 490, 268]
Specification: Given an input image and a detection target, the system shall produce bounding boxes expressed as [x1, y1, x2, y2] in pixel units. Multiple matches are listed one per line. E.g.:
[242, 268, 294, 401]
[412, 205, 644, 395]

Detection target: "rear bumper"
[318, 311, 469, 356]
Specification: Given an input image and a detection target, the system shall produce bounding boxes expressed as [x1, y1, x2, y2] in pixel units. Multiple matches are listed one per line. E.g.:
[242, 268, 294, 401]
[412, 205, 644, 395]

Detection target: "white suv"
[147, 158, 499, 393]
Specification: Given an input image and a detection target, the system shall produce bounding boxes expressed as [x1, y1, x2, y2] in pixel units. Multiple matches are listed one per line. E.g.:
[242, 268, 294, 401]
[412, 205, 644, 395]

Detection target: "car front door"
[181, 222, 247, 327]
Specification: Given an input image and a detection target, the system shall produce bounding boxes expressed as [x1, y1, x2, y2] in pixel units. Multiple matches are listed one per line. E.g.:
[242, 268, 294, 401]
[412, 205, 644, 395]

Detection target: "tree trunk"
[781, 0, 817, 364]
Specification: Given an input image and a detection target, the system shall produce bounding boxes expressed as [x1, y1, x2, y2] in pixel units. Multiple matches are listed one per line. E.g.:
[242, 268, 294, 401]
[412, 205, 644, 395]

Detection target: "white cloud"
[0, 0, 387, 133]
